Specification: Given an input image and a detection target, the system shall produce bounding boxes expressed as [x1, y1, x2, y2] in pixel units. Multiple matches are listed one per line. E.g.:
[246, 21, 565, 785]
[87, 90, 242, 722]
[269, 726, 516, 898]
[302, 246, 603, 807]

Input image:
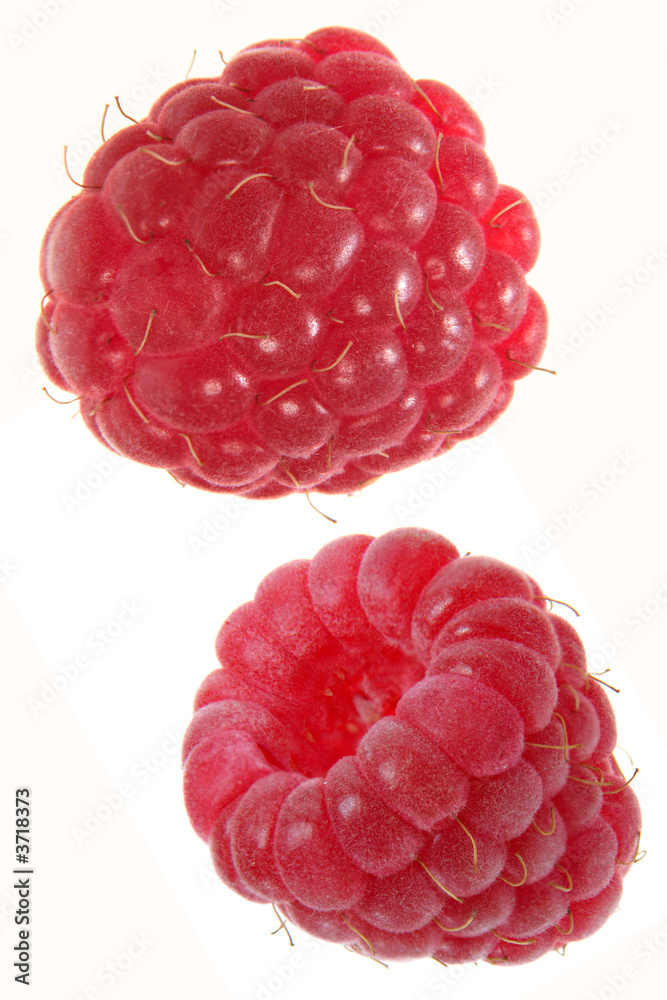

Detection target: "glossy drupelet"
[182, 528, 641, 965]
[38, 26, 548, 497]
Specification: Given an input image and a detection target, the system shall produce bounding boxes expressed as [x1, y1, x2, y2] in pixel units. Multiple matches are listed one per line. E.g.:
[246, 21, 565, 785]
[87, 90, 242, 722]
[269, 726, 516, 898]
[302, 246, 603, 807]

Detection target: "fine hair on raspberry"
[37, 25, 549, 498]
[182, 527, 641, 966]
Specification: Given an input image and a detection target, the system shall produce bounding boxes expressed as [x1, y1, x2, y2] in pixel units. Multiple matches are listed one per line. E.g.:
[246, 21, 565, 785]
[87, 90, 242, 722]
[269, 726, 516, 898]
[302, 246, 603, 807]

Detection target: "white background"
[1, 0, 666, 998]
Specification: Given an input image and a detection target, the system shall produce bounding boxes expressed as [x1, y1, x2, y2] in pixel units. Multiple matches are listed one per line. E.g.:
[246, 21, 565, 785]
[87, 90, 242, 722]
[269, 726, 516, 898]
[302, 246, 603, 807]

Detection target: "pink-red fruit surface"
[183, 527, 641, 965]
[38, 26, 548, 497]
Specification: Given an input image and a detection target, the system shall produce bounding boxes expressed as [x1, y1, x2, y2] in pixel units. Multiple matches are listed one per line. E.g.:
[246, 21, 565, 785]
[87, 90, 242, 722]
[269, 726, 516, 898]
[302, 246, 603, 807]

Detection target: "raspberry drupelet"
[38, 26, 548, 497]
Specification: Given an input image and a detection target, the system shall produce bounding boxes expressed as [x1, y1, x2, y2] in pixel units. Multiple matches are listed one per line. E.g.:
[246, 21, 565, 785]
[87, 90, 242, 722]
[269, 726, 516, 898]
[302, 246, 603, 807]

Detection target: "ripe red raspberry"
[37, 27, 548, 498]
[182, 528, 641, 966]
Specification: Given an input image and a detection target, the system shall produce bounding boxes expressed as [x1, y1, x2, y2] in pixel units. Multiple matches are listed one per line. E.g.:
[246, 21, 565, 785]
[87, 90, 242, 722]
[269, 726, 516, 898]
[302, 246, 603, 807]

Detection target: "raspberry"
[38, 26, 548, 497]
[182, 527, 641, 965]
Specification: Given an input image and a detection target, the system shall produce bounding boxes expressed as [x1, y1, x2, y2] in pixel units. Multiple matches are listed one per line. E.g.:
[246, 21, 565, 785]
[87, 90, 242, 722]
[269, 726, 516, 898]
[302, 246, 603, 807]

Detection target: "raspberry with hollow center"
[37, 26, 548, 498]
[182, 528, 641, 965]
